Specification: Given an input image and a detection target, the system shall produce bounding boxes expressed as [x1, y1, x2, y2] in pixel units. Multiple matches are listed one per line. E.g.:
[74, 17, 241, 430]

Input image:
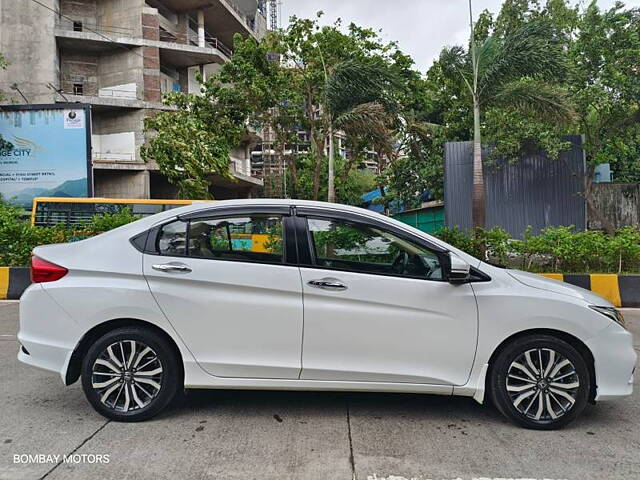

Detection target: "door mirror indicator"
[447, 252, 471, 284]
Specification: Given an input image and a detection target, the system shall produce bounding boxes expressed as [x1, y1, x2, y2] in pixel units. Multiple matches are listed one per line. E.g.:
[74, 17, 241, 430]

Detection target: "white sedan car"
[18, 199, 635, 429]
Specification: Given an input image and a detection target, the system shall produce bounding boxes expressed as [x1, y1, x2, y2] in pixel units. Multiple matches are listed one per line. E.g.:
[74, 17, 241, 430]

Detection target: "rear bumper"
[17, 284, 79, 383]
[587, 322, 636, 401]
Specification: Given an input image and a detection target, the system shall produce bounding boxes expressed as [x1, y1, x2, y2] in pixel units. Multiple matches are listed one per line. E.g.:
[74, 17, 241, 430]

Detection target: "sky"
[280, 0, 640, 73]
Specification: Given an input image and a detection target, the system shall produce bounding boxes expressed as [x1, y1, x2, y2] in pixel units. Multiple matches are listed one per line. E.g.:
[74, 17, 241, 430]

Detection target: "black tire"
[81, 326, 180, 422]
[489, 334, 590, 430]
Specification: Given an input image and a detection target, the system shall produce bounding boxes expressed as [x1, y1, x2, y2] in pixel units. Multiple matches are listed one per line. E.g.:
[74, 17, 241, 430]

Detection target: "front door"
[298, 214, 478, 385]
[144, 210, 303, 379]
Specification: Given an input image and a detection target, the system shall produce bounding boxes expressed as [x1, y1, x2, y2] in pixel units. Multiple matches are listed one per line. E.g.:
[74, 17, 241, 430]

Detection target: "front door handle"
[307, 278, 347, 291]
[152, 263, 192, 273]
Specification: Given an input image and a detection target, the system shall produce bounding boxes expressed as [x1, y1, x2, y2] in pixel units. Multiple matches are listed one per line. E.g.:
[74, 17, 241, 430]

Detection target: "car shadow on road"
[161, 388, 507, 425]
[154, 387, 631, 434]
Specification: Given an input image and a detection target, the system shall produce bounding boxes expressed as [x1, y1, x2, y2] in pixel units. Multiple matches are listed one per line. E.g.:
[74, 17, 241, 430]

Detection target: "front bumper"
[587, 321, 636, 401]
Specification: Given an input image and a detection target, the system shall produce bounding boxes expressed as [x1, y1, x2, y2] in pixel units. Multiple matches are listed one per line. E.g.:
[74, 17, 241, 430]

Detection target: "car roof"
[176, 198, 382, 218]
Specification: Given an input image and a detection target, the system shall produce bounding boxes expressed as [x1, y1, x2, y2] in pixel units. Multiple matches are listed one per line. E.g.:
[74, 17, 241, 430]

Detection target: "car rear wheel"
[81, 327, 180, 422]
[489, 334, 590, 430]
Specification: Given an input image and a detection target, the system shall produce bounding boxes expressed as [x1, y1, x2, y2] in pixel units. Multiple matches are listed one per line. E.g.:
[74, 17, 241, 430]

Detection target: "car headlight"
[589, 305, 626, 328]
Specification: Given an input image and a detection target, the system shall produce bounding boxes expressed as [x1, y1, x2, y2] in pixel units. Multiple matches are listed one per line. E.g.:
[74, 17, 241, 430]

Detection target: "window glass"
[157, 220, 187, 256]
[308, 217, 442, 280]
[188, 215, 283, 263]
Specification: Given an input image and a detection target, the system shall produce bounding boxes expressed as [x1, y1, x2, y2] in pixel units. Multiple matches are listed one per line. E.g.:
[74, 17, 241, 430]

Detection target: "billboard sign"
[0, 104, 92, 208]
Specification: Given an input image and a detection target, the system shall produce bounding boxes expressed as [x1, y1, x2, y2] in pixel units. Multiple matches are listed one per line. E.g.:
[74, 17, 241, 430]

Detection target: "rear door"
[296, 209, 478, 385]
[143, 206, 304, 379]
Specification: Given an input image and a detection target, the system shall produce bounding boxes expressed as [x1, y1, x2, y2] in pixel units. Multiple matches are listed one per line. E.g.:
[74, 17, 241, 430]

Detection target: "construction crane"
[268, 0, 280, 31]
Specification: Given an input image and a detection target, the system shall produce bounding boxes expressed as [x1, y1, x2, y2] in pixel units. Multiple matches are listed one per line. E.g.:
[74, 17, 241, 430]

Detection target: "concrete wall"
[97, 48, 144, 98]
[97, 0, 145, 38]
[92, 109, 147, 161]
[93, 169, 150, 198]
[92, 132, 136, 161]
[60, 0, 97, 29]
[591, 183, 640, 230]
[0, 0, 58, 104]
[187, 62, 222, 94]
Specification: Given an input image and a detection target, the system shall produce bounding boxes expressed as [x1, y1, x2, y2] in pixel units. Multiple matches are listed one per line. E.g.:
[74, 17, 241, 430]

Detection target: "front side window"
[188, 215, 283, 263]
[307, 217, 442, 280]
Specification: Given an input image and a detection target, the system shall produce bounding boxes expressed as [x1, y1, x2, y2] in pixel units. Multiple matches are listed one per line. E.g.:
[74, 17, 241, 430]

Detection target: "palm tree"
[441, 1, 575, 229]
[319, 58, 396, 202]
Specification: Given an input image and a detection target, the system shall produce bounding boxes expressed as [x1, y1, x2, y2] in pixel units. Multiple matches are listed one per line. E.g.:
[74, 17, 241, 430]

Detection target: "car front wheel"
[81, 326, 180, 422]
[489, 334, 591, 430]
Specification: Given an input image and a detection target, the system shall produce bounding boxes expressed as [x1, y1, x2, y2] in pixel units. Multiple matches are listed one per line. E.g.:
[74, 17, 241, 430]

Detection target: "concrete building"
[0, 0, 267, 199]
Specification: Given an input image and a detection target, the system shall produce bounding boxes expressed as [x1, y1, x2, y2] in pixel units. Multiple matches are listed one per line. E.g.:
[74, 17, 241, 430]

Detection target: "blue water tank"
[594, 163, 613, 183]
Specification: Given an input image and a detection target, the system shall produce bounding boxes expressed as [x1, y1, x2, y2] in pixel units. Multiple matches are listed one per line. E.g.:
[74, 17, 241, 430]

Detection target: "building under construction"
[0, 0, 270, 199]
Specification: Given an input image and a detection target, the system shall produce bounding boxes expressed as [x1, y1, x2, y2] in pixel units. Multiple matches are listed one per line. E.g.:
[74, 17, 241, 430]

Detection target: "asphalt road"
[1, 301, 639, 480]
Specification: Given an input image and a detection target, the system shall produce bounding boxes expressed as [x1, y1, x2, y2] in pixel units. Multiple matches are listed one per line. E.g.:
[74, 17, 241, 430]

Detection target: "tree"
[324, 59, 395, 202]
[141, 75, 250, 199]
[438, 2, 574, 229]
[566, 2, 640, 232]
[457, 0, 640, 233]
[277, 15, 401, 202]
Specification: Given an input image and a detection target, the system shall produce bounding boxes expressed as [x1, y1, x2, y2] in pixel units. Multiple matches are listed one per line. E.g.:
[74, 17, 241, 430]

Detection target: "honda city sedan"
[18, 200, 635, 429]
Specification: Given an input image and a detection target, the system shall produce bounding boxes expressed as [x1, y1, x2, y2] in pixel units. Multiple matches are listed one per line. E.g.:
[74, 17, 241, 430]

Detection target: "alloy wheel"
[91, 340, 164, 412]
[506, 348, 580, 422]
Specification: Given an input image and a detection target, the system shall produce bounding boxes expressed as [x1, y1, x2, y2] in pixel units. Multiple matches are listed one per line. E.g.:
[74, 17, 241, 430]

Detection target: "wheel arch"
[485, 328, 597, 403]
[65, 318, 185, 386]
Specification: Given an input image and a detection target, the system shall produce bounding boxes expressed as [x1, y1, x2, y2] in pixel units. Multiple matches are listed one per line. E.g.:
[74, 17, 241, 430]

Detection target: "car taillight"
[31, 256, 68, 283]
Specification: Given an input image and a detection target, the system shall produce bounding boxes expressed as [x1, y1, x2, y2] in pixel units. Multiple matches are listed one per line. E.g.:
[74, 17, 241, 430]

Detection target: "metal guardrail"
[185, 29, 233, 58]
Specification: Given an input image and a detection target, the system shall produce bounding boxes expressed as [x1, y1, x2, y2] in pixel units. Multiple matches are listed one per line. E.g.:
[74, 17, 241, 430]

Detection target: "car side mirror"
[447, 252, 471, 284]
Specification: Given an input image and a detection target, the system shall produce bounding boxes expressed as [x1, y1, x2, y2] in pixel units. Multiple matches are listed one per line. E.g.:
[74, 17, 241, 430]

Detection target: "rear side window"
[188, 215, 283, 263]
[157, 220, 187, 256]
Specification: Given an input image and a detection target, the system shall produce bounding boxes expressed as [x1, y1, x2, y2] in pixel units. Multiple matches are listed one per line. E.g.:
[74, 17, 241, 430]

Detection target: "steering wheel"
[391, 251, 409, 274]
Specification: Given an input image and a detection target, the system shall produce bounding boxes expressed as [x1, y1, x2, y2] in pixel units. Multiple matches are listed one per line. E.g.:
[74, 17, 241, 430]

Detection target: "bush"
[0, 197, 139, 267]
[434, 225, 640, 274]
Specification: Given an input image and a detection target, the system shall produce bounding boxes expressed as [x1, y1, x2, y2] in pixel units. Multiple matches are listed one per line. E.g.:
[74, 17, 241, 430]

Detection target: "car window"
[188, 215, 284, 264]
[157, 220, 187, 256]
[307, 217, 442, 280]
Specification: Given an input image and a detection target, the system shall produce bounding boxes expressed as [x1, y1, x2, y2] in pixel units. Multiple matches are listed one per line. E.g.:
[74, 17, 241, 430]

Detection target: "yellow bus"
[31, 197, 197, 227]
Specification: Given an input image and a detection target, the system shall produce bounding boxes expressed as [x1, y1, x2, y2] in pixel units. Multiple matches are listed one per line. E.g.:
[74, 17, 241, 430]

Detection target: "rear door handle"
[307, 278, 348, 291]
[152, 263, 192, 273]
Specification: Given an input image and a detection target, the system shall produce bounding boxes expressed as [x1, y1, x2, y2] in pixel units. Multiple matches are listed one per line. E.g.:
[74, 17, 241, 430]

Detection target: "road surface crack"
[346, 396, 357, 480]
[39, 420, 111, 479]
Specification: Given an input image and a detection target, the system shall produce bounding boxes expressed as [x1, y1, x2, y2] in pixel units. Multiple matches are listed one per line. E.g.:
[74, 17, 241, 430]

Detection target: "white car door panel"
[298, 214, 478, 385]
[300, 268, 477, 385]
[143, 213, 304, 379]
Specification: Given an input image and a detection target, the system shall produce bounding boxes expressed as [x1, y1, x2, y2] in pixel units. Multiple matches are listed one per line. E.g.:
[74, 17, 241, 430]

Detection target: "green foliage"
[83, 208, 140, 233]
[141, 77, 249, 199]
[436, 224, 640, 274]
[568, 2, 640, 171]
[0, 198, 139, 266]
[434, 12, 574, 163]
[382, 126, 446, 208]
[435, 226, 511, 264]
[312, 222, 375, 257]
[263, 222, 284, 255]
